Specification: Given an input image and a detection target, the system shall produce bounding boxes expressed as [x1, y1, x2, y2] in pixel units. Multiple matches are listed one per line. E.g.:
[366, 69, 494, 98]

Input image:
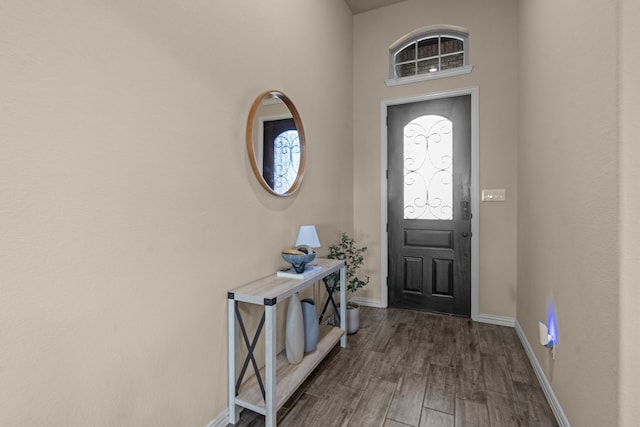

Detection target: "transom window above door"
[386, 28, 473, 86]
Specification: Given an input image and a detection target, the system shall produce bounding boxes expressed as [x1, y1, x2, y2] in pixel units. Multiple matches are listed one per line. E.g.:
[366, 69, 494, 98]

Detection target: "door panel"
[388, 95, 471, 316]
[405, 229, 452, 248]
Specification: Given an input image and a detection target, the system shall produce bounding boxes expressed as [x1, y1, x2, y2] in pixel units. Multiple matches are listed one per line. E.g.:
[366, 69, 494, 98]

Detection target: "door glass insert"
[403, 115, 453, 220]
[272, 129, 300, 195]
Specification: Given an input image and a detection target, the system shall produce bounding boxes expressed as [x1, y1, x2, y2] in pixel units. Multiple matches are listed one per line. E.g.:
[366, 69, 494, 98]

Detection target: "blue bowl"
[281, 252, 316, 273]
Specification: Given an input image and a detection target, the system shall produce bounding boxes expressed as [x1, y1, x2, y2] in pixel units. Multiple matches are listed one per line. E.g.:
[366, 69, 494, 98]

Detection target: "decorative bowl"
[281, 251, 316, 273]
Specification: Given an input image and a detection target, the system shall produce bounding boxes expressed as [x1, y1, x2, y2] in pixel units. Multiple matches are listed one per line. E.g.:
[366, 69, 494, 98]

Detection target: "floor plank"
[384, 419, 412, 427]
[419, 409, 454, 427]
[423, 364, 456, 414]
[278, 393, 321, 427]
[455, 357, 487, 403]
[482, 354, 515, 396]
[513, 396, 559, 427]
[386, 372, 428, 426]
[348, 376, 396, 427]
[512, 380, 548, 406]
[486, 391, 520, 427]
[307, 387, 357, 427]
[500, 326, 538, 384]
[477, 322, 507, 357]
[454, 398, 490, 427]
[359, 348, 404, 384]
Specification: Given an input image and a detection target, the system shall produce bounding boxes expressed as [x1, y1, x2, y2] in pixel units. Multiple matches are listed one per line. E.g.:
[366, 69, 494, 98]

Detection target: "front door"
[387, 95, 471, 316]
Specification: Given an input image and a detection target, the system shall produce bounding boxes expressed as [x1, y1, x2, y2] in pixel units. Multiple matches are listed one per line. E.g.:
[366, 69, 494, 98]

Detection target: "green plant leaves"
[325, 232, 369, 293]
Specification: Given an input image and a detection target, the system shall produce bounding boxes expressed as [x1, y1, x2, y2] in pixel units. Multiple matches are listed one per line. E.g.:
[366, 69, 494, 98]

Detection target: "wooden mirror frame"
[246, 90, 306, 197]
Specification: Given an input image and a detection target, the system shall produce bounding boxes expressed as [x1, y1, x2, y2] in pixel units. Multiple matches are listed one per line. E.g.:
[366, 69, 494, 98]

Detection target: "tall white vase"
[285, 292, 304, 364]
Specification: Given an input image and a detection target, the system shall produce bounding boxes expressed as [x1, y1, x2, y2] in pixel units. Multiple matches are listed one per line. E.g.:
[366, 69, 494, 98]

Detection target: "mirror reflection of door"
[262, 118, 300, 195]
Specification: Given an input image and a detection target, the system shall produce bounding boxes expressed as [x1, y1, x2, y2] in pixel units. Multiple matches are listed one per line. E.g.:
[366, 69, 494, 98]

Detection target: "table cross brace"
[234, 304, 266, 400]
[319, 276, 340, 324]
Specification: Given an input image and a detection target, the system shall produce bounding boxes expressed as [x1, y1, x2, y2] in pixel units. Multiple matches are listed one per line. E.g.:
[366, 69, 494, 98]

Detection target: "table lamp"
[295, 225, 321, 254]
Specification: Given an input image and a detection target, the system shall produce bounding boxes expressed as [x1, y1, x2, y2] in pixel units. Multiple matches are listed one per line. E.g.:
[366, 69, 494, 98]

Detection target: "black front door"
[387, 95, 471, 316]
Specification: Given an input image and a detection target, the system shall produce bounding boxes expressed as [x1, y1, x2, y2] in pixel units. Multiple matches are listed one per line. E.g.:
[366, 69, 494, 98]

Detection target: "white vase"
[285, 292, 304, 364]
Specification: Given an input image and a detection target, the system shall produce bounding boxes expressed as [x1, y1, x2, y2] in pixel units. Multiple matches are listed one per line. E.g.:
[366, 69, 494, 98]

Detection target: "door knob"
[461, 232, 469, 238]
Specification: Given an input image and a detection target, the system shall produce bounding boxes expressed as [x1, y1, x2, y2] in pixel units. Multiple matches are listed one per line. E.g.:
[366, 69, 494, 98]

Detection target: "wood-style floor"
[229, 306, 558, 427]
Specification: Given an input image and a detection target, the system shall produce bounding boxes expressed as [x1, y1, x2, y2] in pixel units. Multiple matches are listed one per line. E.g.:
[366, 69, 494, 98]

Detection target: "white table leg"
[265, 303, 277, 427]
[228, 298, 237, 424]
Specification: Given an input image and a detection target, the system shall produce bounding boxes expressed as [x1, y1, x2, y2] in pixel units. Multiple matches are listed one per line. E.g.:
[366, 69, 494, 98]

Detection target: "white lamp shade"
[295, 225, 321, 248]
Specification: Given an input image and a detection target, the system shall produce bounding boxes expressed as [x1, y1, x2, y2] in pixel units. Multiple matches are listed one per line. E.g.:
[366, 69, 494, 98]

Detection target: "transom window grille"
[387, 30, 471, 85]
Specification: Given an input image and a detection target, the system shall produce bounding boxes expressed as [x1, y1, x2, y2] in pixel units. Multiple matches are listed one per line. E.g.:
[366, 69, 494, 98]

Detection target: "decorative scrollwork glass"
[403, 114, 453, 220]
[272, 130, 300, 195]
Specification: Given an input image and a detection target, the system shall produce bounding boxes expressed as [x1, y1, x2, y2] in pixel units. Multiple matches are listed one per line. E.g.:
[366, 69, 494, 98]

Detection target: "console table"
[227, 258, 346, 427]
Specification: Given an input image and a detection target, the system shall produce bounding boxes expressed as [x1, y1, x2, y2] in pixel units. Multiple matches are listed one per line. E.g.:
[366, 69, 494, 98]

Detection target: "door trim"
[380, 87, 479, 320]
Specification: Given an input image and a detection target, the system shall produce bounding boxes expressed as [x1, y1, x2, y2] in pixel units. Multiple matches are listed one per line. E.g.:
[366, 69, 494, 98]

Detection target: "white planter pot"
[335, 302, 360, 334]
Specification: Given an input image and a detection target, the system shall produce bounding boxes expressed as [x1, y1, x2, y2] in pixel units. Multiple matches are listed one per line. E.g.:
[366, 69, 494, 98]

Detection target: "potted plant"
[323, 232, 369, 334]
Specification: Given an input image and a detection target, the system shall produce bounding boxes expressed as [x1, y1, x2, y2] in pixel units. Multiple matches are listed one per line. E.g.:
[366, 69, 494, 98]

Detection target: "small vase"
[301, 298, 319, 353]
[285, 292, 304, 364]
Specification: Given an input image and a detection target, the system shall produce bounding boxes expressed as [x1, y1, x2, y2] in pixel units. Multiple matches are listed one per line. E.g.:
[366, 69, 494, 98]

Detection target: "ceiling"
[344, 0, 408, 14]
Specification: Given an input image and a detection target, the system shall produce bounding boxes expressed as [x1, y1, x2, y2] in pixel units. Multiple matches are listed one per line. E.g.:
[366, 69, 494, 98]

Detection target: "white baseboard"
[205, 409, 227, 427]
[515, 321, 570, 427]
[349, 297, 387, 308]
[477, 313, 516, 327]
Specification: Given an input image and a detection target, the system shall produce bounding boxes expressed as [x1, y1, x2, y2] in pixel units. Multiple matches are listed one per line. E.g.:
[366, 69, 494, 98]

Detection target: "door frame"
[380, 87, 479, 320]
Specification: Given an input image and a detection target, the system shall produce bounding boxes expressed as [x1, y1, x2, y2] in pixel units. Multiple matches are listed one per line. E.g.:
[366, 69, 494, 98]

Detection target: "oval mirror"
[246, 90, 306, 196]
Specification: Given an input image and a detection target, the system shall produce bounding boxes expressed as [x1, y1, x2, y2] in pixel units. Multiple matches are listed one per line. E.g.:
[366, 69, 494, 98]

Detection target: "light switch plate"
[482, 189, 506, 202]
